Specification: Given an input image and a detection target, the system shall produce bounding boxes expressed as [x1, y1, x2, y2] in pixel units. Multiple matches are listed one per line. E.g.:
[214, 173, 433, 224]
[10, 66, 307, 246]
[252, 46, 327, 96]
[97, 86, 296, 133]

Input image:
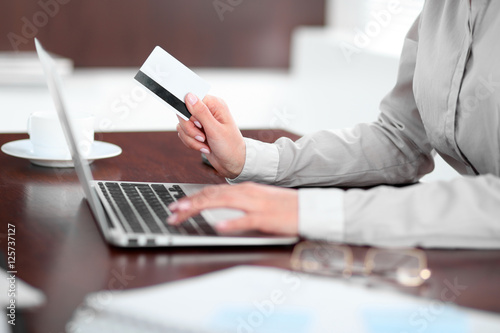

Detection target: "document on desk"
[68, 266, 500, 333]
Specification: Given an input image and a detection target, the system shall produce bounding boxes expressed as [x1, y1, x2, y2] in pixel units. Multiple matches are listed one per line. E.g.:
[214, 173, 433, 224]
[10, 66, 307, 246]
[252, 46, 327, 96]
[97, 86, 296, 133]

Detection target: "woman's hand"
[167, 182, 299, 236]
[176, 93, 246, 179]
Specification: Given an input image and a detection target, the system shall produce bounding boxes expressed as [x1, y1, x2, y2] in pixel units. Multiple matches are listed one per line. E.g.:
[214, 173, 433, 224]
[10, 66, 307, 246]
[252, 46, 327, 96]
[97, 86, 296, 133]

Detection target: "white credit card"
[135, 46, 210, 121]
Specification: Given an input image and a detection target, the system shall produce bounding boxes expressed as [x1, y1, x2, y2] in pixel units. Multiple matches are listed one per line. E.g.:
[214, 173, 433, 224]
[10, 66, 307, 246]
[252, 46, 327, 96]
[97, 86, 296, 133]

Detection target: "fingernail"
[169, 202, 179, 211]
[167, 213, 178, 224]
[194, 121, 202, 129]
[200, 148, 210, 154]
[195, 135, 205, 143]
[216, 220, 229, 230]
[177, 201, 191, 211]
[187, 93, 198, 106]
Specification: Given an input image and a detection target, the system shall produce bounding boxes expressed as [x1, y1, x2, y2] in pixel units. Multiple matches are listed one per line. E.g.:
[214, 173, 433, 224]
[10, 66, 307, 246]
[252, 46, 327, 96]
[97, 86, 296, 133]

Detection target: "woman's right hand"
[176, 93, 246, 179]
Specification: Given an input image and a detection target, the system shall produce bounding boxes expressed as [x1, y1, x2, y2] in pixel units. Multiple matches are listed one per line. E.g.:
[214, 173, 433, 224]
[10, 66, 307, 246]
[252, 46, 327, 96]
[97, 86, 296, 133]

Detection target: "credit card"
[135, 46, 211, 121]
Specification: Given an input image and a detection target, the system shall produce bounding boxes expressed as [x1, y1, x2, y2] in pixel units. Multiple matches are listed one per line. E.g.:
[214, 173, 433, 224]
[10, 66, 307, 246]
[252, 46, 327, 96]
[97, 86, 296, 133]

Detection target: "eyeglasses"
[290, 241, 431, 287]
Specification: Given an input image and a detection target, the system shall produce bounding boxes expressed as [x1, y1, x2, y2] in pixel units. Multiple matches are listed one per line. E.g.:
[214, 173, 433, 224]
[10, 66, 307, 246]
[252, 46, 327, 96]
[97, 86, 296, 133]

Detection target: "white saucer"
[1, 139, 122, 168]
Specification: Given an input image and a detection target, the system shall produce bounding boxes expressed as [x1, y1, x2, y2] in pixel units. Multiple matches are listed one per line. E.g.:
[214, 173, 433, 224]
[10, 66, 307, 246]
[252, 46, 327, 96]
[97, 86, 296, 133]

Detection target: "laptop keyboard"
[97, 182, 217, 236]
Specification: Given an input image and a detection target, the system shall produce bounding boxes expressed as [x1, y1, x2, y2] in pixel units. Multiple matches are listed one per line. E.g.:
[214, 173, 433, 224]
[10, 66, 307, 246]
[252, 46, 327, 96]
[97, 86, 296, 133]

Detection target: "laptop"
[34, 39, 298, 247]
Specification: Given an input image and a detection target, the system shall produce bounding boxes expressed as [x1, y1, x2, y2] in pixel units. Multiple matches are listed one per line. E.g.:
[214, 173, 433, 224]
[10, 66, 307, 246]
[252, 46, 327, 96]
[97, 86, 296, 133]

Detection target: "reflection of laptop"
[35, 39, 298, 247]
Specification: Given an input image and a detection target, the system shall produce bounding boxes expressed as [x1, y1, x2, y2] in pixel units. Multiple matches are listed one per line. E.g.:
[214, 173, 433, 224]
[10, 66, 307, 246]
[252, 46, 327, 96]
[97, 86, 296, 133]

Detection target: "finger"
[167, 185, 248, 224]
[202, 95, 233, 125]
[190, 115, 203, 129]
[215, 216, 256, 233]
[217, 213, 297, 235]
[177, 114, 203, 131]
[177, 124, 210, 153]
[185, 93, 221, 130]
[176, 116, 205, 142]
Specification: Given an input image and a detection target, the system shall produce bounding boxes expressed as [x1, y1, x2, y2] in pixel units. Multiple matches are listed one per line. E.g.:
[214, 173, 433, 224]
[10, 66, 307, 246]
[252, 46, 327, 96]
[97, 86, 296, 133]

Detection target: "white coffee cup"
[27, 111, 95, 158]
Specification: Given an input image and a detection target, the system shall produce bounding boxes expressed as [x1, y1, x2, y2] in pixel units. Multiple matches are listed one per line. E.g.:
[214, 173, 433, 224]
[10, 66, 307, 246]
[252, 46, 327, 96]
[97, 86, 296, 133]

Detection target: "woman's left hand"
[167, 182, 299, 236]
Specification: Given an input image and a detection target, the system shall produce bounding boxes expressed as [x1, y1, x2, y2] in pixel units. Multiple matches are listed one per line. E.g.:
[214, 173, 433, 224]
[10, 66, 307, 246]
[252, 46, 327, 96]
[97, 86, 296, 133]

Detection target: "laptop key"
[192, 214, 217, 236]
[104, 182, 145, 233]
[154, 185, 216, 236]
[121, 183, 163, 234]
[111, 183, 214, 236]
[152, 184, 176, 206]
[179, 220, 199, 235]
[135, 185, 181, 235]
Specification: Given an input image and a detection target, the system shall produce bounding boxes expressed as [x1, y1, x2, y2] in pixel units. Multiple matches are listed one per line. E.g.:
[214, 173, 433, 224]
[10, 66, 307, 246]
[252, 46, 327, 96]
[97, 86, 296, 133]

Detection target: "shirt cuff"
[226, 137, 280, 184]
[298, 188, 345, 242]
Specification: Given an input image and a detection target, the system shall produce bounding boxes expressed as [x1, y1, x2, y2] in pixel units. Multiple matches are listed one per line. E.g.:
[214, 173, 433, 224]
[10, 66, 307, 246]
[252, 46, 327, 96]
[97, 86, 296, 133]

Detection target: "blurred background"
[0, 0, 457, 180]
[1, 0, 325, 68]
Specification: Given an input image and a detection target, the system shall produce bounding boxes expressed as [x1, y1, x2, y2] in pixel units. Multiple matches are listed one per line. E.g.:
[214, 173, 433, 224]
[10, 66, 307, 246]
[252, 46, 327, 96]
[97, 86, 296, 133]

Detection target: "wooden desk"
[1, 131, 500, 332]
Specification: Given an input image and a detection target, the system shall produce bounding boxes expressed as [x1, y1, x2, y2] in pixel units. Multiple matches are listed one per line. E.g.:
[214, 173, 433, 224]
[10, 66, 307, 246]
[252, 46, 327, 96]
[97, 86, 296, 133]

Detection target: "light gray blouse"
[229, 0, 500, 248]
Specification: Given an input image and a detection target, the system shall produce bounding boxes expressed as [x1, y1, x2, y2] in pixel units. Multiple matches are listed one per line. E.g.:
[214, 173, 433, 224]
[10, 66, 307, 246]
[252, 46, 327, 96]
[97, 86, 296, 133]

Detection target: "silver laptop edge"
[35, 39, 298, 247]
[34, 39, 112, 236]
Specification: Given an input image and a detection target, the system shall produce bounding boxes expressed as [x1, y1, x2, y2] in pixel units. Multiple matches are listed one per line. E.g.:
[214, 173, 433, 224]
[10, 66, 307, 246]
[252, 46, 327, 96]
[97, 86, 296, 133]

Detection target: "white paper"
[68, 265, 500, 333]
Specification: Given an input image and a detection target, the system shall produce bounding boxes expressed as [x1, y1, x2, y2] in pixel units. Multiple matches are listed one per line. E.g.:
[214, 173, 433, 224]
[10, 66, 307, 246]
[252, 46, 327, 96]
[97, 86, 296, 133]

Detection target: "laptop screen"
[35, 38, 109, 230]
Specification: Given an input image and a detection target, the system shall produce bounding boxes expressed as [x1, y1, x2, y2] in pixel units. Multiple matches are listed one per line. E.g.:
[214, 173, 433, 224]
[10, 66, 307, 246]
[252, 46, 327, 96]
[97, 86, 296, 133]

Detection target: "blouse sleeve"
[230, 16, 435, 188]
[230, 15, 500, 249]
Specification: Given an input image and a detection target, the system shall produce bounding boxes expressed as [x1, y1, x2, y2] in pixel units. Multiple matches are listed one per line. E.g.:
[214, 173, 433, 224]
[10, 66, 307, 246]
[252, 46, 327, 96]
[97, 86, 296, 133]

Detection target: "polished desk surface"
[1, 130, 500, 333]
